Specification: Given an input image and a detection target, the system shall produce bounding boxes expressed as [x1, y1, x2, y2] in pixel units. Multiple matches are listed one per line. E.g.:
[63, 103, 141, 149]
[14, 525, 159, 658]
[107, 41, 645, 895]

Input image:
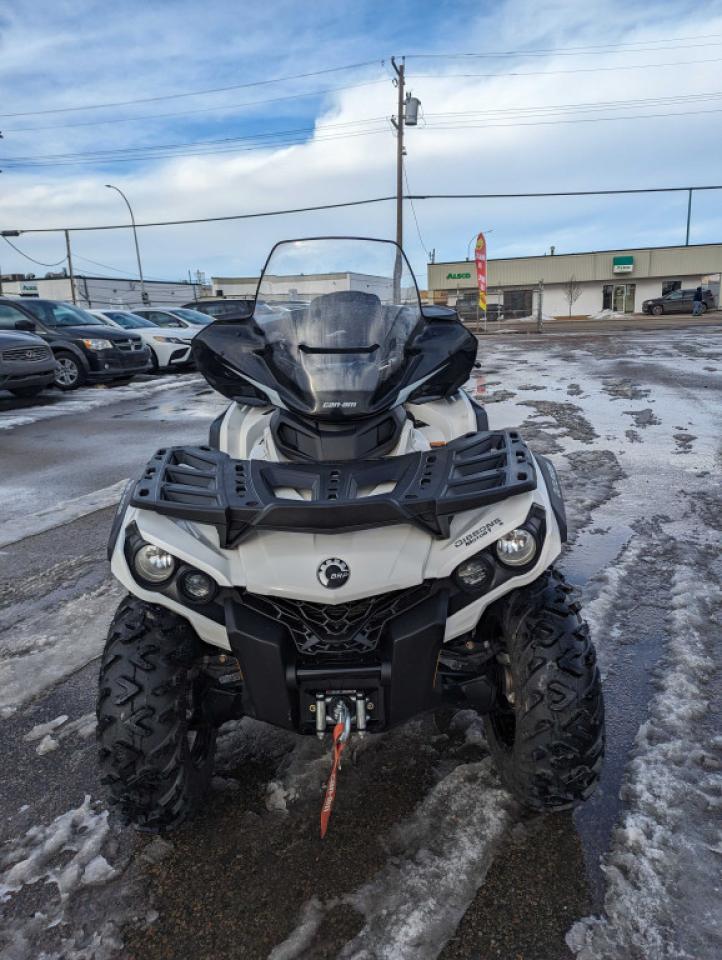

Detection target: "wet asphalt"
[0, 329, 720, 960]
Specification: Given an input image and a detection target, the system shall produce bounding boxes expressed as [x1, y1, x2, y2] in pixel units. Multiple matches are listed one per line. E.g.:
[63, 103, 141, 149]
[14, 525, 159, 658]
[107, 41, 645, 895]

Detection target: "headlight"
[81, 338, 113, 350]
[179, 569, 216, 603]
[495, 529, 537, 567]
[133, 543, 176, 582]
[455, 554, 495, 591]
[152, 336, 186, 344]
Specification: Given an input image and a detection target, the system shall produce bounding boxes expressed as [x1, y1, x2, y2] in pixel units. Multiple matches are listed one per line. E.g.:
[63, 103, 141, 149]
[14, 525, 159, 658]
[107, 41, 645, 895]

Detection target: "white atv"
[98, 237, 604, 832]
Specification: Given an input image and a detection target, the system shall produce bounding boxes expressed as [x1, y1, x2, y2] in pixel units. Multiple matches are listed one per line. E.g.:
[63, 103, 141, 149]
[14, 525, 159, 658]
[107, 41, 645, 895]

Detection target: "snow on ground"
[0, 479, 129, 550]
[0, 796, 128, 960]
[0, 373, 202, 432]
[567, 560, 722, 960]
[0, 576, 124, 713]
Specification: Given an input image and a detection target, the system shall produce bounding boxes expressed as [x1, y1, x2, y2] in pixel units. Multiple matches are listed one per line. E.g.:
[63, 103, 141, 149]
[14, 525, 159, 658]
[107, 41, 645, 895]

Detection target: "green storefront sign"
[612, 255, 634, 274]
[446, 272, 471, 280]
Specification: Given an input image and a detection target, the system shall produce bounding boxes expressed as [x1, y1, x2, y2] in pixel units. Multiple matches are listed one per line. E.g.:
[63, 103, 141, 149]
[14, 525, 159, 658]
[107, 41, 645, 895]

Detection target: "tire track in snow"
[567, 557, 722, 960]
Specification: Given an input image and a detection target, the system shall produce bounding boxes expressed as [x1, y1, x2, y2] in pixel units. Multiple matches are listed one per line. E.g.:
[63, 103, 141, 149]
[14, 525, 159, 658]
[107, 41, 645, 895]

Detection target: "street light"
[105, 184, 146, 304]
[466, 230, 493, 261]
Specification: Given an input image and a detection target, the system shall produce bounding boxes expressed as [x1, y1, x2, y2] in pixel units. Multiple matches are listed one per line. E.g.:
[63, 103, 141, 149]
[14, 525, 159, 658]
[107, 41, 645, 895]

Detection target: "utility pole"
[685, 188, 693, 246]
[390, 56, 406, 302]
[64, 229, 77, 305]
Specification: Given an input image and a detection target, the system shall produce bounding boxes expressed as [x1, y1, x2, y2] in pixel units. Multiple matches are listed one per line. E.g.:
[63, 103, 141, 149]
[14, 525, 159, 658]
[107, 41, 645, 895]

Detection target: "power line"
[1, 81, 391, 134]
[6, 99, 722, 169]
[0, 60, 384, 119]
[406, 35, 722, 59]
[410, 55, 722, 81]
[7, 185, 722, 235]
[1, 235, 67, 267]
[402, 161, 429, 257]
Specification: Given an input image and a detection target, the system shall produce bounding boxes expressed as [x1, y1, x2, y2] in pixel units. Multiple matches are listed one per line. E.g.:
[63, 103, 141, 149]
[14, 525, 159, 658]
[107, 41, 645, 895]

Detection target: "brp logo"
[317, 558, 350, 590]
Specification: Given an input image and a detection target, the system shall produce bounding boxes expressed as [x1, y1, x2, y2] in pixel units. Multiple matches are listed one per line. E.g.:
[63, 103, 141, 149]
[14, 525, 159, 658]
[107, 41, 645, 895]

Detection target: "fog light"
[495, 529, 537, 567]
[455, 555, 494, 591]
[179, 570, 216, 603]
[134, 543, 175, 582]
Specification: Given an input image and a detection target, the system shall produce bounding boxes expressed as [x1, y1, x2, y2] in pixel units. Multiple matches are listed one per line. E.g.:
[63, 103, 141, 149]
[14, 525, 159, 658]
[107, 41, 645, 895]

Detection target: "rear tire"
[97, 596, 216, 832]
[484, 568, 604, 811]
[652, 304, 664, 316]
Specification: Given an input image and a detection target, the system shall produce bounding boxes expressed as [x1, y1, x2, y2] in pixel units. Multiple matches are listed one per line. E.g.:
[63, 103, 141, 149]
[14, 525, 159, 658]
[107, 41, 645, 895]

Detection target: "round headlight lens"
[495, 529, 537, 567]
[456, 555, 494, 591]
[134, 543, 176, 582]
[179, 570, 216, 603]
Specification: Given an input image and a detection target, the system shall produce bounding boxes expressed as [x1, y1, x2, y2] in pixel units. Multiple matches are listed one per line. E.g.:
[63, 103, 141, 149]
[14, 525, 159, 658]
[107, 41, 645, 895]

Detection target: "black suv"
[642, 288, 716, 315]
[0, 298, 152, 390]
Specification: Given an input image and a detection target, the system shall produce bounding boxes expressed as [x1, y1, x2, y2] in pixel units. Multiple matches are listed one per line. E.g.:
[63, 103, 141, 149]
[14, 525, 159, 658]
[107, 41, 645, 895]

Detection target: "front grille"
[2, 345, 50, 362]
[115, 338, 145, 353]
[241, 587, 427, 657]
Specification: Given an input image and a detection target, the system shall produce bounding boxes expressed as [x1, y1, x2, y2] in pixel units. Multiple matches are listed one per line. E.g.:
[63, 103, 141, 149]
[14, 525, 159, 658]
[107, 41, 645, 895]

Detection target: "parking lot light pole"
[105, 184, 146, 305]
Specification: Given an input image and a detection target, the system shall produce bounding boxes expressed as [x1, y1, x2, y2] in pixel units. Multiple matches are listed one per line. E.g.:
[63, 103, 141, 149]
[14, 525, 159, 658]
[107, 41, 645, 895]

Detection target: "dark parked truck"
[0, 298, 152, 390]
[0, 328, 58, 398]
[642, 288, 715, 315]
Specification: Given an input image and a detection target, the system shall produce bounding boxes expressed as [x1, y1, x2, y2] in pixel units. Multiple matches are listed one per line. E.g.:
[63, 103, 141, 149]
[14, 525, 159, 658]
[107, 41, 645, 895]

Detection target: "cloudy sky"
[2, 0, 722, 286]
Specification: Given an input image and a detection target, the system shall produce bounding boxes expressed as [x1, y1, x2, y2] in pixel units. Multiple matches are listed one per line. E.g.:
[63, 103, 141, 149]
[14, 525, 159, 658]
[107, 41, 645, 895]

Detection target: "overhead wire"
[1, 235, 67, 267]
[0, 60, 385, 118]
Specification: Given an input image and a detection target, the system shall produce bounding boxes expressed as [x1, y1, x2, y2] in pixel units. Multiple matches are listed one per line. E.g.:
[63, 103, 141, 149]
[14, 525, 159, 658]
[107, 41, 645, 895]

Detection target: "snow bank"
[567, 565, 722, 959]
[0, 479, 128, 549]
[589, 309, 626, 320]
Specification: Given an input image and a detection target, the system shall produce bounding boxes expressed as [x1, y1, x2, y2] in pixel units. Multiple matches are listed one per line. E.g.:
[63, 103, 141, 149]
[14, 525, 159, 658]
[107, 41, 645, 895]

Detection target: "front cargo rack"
[129, 430, 536, 545]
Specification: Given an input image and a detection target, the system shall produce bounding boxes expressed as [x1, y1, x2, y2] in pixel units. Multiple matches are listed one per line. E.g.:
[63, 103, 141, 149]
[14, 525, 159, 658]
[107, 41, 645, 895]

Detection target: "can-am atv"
[98, 237, 604, 832]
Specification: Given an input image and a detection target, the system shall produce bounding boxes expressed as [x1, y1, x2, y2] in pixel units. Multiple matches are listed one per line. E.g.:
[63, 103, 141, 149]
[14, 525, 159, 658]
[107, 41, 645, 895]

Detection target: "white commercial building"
[427, 243, 722, 318]
[1, 275, 200, 310]
[212, 272, 396, 301]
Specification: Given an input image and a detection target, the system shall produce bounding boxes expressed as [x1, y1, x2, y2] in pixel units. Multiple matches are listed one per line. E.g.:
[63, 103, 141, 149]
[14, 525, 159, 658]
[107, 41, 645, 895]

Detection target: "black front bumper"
[225, 588, 448, 732]
[86, 349, 152, 380]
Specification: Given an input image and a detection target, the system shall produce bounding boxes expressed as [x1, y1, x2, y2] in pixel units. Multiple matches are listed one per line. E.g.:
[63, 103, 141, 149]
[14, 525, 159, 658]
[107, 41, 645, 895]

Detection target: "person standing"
[692, 286, 704, 316]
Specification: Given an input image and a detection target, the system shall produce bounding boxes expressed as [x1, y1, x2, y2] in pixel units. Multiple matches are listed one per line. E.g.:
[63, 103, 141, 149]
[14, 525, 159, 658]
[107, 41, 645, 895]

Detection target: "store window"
[503, 289, 533, 318]
[662, 279, 682, 296]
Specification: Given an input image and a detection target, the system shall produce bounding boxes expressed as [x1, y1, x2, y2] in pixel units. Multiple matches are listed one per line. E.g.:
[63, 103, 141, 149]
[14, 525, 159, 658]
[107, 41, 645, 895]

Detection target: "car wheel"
[9, 386, 44, 399]
[54, 352, 85, 390]
[652, 304, 664, 316]
[698, 303, 707, 314]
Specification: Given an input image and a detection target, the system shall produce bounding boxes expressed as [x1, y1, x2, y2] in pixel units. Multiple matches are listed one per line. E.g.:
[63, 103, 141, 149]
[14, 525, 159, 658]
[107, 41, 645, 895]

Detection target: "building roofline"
[431, 240, 722, 267]
[9, 275, 195, 286]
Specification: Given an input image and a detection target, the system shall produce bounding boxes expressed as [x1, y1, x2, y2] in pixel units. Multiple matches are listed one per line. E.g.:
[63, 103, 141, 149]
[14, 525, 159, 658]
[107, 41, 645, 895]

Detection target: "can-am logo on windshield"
[322, 401, 357, 409]
[317, 558, 350, 589]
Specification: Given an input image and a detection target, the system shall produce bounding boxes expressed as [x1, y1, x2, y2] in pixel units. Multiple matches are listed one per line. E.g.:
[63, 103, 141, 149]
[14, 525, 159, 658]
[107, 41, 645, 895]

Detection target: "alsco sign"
[446, 272, 471, 280]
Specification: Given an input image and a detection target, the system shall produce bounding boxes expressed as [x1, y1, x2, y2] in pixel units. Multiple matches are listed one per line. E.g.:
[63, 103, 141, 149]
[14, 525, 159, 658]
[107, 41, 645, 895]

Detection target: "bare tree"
[563, 275, 582, 317]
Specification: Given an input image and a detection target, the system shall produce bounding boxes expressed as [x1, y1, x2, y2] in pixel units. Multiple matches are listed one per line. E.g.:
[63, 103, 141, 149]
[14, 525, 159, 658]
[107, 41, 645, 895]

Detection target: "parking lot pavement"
[0, 327, 720, 960]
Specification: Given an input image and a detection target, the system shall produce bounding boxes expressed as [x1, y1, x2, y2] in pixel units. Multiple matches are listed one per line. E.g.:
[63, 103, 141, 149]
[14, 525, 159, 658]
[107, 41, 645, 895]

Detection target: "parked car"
[134, 307, 211, 329]
[642, 288, 715, 315]
[89, 309, 195, 373]
[0, 298, 152, 390]
[182, 298, 253, 319]
[0, 323, 58, 399]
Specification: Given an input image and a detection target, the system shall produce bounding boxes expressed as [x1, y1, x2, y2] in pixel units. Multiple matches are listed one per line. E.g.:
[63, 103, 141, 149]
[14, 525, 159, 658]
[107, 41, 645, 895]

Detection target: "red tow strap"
[320, 720, 347, 838]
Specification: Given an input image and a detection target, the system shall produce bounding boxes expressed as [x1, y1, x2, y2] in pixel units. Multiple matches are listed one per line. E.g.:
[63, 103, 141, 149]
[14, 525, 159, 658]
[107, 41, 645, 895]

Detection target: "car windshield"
[254, 237, 423, 417]
[21, 301, 106, 327]
[104, 312, 156, 329]
[169, 308, 211, 324]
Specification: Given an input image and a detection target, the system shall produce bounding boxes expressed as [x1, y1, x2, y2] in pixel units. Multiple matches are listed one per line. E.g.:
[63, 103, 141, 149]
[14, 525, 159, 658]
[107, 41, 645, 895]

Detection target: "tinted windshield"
[22, 301, 106, 327]
[169, 308, 211, 324]
[254, 238, 422, 418]
[104, 312, 155, 329]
